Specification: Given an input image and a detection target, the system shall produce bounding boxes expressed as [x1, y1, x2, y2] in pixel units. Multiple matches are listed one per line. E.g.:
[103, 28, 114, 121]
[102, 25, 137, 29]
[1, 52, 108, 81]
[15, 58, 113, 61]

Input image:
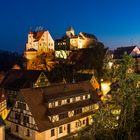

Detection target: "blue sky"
[0, 0, 140, 52]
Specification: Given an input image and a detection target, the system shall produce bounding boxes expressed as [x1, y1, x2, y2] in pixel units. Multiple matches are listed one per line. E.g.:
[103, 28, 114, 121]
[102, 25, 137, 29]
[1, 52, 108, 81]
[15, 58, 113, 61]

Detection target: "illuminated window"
[76, 121, 82, 127]
[72, 97, 76, 102]
[51, 102, 55, 108]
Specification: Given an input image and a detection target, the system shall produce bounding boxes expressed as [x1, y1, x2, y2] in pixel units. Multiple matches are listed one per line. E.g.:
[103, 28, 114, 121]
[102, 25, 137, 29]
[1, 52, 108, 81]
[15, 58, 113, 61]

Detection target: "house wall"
[10, 124, 36, 140]
[10, 115, 92, 140]
[0, 126, 5, 140]
[24, 31, 54, 69]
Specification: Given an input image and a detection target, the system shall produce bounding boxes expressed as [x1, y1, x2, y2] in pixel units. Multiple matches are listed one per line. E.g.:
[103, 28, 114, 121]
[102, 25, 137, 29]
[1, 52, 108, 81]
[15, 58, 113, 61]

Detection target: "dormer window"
[59, 112, 68, 120]
[67, 99, 70, 104]
[17, 102, 26, 110]
[74, 108, 82, 115]
[58, 100, 61, 106]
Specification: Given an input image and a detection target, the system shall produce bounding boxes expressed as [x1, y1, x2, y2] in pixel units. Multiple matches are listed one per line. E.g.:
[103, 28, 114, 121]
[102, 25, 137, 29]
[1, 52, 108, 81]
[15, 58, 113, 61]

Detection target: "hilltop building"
[24, 30, 54, 69]
[7, 81, 100, 140]
[55, 26, 98, 59]
[113, 46, 140, 72]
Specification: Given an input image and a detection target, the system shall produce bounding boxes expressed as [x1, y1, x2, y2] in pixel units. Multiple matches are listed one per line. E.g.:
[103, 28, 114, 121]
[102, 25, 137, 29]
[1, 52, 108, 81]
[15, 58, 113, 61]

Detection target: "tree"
[91, 42, 107, 89]
[78, 54, 140, 140]
[27, 51, 56, 71]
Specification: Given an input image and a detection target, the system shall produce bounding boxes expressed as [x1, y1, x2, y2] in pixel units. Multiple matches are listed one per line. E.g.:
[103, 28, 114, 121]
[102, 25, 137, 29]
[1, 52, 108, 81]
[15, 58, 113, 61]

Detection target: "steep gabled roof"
[67, 26, 74, 31]
[113, 46, 138, 59]
[80, 32, 97, 40]
[33, 31, 44, 41]
[19, 81, 100, 132]
[0, 70, 45, 90]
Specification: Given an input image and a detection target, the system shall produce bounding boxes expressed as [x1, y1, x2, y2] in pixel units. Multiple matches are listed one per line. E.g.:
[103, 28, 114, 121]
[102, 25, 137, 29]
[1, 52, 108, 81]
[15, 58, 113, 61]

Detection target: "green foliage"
[78, 54, 140, 140]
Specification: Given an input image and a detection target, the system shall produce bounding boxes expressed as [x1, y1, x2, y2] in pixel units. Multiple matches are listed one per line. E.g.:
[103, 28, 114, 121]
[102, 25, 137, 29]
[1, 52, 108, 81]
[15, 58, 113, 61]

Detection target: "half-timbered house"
[7, 81, 100, 140]
[0, 70, 49, 107]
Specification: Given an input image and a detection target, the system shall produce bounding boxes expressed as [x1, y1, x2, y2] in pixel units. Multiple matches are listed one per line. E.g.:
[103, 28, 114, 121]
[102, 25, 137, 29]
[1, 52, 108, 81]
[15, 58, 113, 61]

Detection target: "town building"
[24, 30, 54, 69]
[0, 70, 50, 108]
[7, 81, 100, 140]
[113, 46, 140, 72]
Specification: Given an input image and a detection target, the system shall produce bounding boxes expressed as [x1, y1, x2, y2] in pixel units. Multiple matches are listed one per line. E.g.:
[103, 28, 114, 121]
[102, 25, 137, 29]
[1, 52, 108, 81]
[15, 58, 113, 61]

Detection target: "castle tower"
[66, 26, 75, 38]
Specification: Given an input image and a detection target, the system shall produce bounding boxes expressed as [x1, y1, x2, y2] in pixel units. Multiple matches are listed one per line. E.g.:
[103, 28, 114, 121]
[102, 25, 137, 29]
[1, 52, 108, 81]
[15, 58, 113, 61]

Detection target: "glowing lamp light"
[108, 62, 113, 69]
[101, 82, 111, 95]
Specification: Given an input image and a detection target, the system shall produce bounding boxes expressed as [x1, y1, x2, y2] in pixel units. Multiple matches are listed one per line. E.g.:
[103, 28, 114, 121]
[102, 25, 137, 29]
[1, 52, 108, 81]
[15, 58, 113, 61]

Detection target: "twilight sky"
[0, 0, 140, 53]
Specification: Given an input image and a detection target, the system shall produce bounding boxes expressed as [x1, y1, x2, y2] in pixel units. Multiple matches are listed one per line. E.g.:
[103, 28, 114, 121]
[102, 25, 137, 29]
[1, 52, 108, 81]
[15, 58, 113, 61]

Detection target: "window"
[58, 100, 61, 106]
[51, 102, 55, 108]
[16, 125, 19, 132]
[67, 98, 70, 104]
[27, 129, 30, 136]
[72, 97, 76, 102]
[40, 77, 45, 83]
[75, 121, 82, 127]
[80, 96, 83, 100]
[15, 113, 21, 123]
[59, 112, 68, 120]
[85, 94, 88, 99]
[74, 108, 82, 115]
[51, 129, 55, 137]
[59, 126, 63, 133]
[83, 120, 85, 124]
[17, 102, 26, 110]
[23, 116, 29, 125]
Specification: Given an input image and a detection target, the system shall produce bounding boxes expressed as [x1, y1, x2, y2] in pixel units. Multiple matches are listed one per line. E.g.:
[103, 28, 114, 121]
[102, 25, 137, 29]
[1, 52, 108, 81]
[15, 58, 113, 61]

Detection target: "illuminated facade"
[24, 30, 54, 68]
[7, 81, 100, 140]
[55, 26, 98, 59]
[0, 117, 5, 140]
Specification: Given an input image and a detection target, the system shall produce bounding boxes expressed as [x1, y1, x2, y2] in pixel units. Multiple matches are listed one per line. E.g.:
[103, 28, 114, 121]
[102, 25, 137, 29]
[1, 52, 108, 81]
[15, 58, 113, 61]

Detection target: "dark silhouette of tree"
[0, 50, 23, 72]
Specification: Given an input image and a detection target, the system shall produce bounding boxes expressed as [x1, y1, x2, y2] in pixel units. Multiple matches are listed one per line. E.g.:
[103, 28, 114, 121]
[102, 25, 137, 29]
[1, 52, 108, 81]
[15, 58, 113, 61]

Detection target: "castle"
[24, 26, 98, 68]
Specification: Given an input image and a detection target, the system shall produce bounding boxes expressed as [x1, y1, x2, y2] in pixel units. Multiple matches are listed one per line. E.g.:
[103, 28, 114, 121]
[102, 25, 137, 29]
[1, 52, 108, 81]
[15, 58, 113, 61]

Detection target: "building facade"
[7, 81, 100, 140]
[55, 26, 98, 59]
[24, 30, 54, 69]
[0, 70, 50, 108]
